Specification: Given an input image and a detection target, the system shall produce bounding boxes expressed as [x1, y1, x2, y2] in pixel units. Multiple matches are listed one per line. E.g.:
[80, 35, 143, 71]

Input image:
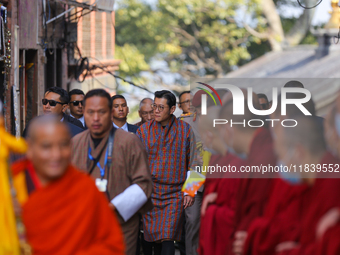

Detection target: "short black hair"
[257, 93, 269, 102]
[45, 87, 69, 104]
[179, 91, 191, 102]
[69, 89, 85, 99]
[111, 95, 126, 103]
[84, 89, 112, 109]
[155, 90, 176, 108]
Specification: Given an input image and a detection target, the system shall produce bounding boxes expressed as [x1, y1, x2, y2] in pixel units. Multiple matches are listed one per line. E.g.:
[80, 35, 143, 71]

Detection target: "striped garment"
[137, 115, 193, 241]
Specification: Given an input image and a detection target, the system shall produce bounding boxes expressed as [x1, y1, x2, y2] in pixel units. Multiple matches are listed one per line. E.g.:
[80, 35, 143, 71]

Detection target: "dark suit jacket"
[22, 115, 84, 138]
[127, 123, 139, 134]
[63, 114, 84, 130]
[65, 122, 84, 137]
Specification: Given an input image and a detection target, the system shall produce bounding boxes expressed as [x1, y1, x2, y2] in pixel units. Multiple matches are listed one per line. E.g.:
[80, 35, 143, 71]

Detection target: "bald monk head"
[199, 106, 228, 156]
[219, 88, 261, 156]
[26, 115, 71, 185]
[277, 116, 326, 185]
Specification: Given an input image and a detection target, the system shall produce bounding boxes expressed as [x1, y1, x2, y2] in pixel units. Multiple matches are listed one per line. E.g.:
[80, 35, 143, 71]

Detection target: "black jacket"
[22, 115, 84, 138]
[63, 114, 84, 130]
[127, 123, 139, 134]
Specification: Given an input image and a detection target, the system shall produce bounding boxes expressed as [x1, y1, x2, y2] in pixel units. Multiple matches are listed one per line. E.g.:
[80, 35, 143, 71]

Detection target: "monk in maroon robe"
[271, 116, 340, 255]
[13, 116, 125, 255]
[197, 107, 243, 255]
[199, 153, 242, 255]
[218, 92, 277, 255]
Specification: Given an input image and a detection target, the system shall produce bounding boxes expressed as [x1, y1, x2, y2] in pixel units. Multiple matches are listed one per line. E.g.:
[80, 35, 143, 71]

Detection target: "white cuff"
[111, 184, 148, 222]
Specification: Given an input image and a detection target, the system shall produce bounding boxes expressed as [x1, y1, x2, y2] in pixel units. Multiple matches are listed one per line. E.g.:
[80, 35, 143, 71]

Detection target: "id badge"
[95, 178, 108, 192]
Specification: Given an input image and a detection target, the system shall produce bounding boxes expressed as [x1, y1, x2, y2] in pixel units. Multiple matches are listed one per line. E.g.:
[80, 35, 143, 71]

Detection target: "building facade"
[0, 0, 118, 135]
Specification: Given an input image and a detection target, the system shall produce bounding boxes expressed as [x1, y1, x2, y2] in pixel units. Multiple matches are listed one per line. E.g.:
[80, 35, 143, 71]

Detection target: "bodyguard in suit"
[69, 89, 87, 129]
[111, 95, 138, 133]
[22, 87, 84, 138]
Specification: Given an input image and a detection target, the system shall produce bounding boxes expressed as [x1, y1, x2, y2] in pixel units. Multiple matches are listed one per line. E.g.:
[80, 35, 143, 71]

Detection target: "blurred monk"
[218, 90, 277, 255]
[12, 116, 125, 255]
[198, 106, 242, 255]
[273, 116, 340, 255]
[243, 92, 318, 255]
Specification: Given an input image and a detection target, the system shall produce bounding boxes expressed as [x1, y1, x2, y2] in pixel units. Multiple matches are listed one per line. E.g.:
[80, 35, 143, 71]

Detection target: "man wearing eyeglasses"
[178, 91, 192, 117]
[22, 87, 84, 138]
[135, 98, 154, 127]
[137, 90, 196, 255]
[69, 89, 86, 128]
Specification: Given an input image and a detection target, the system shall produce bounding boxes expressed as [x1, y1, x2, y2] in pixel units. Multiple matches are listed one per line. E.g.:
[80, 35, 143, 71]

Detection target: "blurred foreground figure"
[242, 96, 317, 255]
[72, 89, 153, 255]
[219, 91, 277, 255]
[272, 116, 340, 255]
[12, 116, 125, 255]
[198, 106, 242, 255]
[0, 100, 27, 255]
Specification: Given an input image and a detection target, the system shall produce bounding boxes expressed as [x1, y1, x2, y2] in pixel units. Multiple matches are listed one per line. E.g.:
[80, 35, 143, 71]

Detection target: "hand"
[184, 195, 195, 209]
[109, 203, 116, 211]
[316, 207, 340, 239]
[232, 231, 247, 255]
[276, 242, 299, 253]
[201, 192, 217, 217]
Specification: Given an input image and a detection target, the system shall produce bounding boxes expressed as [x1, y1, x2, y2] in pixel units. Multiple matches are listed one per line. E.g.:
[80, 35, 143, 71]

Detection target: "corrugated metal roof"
[218, 44, 340, 115]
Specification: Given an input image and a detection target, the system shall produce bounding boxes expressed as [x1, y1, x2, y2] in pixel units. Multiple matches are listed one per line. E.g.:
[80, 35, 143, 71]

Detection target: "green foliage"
[115, 44, 150, 76]
[115, 0, 267, 80]
[115, 0, 317, 85]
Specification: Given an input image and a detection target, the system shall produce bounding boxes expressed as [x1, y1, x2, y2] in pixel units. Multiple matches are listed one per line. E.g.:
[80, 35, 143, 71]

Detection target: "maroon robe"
[234, 127, 277, 232]
[243, 178, 308, 255]
[315, 223, 340, 255]
[198, 153, 243, 255]
[277, 152, 340, 255]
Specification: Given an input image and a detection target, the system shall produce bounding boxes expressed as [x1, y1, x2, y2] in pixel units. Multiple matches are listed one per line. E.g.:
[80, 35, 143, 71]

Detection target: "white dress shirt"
[113, 122, 128, 132]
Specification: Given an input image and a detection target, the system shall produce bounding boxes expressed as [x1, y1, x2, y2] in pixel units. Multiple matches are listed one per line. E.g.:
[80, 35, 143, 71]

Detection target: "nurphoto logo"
[194, 82, 312, 128]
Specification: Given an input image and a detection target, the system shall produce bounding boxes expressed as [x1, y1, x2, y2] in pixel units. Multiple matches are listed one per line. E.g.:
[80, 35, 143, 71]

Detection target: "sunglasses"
[42, 99, 65, 107]
[71, 100, 83, 106]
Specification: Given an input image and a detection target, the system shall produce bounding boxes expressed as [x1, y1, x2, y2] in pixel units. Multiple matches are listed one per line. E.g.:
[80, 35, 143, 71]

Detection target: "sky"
[278, 0, 331, 26]
[312, 0, 331, 25]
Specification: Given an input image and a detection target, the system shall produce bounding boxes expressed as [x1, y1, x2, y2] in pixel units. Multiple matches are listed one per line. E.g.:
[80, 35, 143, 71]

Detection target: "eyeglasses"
[151, 104, 168, 112]
[42, 99, 65, 107]
[71, 100, 83, 106]
[179, 100, 190, 105]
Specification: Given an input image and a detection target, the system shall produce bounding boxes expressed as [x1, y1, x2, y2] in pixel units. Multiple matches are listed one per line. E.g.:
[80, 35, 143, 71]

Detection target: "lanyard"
[88, 148, 108, 179]
[87, 127, 116, 180]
